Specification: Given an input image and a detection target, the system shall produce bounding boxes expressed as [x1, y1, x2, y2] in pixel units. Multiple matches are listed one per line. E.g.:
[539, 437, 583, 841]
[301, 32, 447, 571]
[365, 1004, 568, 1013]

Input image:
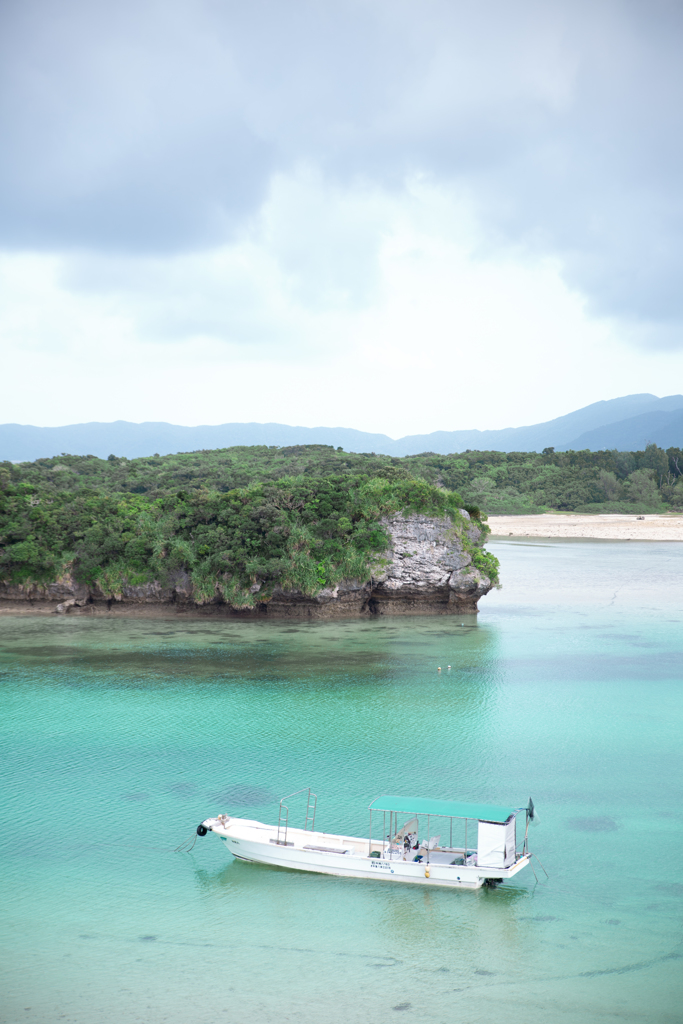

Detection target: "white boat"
[195, 789, 538, 890]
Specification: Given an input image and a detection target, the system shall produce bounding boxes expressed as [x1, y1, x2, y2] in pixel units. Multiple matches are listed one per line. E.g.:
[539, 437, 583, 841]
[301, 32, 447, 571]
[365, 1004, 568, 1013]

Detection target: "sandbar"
[487, 513, 683, 541]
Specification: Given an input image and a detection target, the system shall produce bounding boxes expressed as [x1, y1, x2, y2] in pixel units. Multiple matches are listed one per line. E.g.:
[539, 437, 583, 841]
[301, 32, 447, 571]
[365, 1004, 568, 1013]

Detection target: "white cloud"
[2, 0, 683, 334]
[2, 0, 683, 433]
[4, 173, 683, 435]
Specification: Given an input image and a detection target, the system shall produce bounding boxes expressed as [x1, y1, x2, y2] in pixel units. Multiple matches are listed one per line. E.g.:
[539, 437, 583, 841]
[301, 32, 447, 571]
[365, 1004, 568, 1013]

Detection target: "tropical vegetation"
[2, 441, 680, 603]
[0, 447, 490, 603]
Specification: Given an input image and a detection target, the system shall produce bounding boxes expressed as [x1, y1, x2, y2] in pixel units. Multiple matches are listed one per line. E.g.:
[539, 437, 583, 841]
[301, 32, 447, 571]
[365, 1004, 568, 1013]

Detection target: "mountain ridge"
[2, 393, 682, 461]
[560, 408, 683, 452]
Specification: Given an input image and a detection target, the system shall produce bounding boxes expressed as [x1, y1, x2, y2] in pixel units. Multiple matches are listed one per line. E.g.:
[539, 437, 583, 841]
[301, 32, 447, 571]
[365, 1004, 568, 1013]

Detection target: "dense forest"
[426, 443, 683, 514]
[1, 442, 680, 602]
[3, 440, 681, 510]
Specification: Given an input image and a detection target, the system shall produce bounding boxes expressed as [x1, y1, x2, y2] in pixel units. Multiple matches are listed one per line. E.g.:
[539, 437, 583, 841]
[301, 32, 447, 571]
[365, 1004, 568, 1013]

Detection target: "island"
[0, 446, 498, 618]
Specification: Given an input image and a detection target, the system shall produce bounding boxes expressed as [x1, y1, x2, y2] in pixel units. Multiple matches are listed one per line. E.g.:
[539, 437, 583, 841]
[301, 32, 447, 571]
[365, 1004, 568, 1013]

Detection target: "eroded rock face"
[265, 578, 372, 617]
[0, 512, 494, 618]
[0, 571, 91, 614]
[369, 512, 491, 614]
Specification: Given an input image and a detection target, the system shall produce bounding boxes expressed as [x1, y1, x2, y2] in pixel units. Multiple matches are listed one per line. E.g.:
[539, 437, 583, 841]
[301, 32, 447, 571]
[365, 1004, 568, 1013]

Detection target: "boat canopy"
[368, 795, 527, 823]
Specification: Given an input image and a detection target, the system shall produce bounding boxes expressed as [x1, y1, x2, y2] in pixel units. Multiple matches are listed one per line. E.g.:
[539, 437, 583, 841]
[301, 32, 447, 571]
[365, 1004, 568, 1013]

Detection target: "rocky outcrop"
[369, 512, 492, 614]
[0, 571, 91, 615]
[0, 512, 494, 618]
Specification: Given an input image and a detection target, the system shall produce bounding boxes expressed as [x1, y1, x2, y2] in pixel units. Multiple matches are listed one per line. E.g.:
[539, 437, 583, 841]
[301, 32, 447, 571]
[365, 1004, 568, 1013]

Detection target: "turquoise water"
[1, 539, 682, 1024]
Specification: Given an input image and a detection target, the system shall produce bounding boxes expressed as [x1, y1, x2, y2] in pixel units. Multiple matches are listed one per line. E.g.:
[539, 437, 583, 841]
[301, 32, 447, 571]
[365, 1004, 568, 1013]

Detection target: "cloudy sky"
[2, 0, 683, 436]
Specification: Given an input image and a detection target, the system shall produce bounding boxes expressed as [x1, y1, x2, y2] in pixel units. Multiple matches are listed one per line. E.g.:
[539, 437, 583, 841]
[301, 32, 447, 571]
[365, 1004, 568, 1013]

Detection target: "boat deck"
[206, 817, 516, 868]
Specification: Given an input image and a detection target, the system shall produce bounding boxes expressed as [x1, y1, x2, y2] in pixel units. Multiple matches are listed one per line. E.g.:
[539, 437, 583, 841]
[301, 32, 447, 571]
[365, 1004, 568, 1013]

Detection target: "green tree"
[638, 444, 669, 485]
[624, 469, 662, 505]
[597, 470, 623, 501]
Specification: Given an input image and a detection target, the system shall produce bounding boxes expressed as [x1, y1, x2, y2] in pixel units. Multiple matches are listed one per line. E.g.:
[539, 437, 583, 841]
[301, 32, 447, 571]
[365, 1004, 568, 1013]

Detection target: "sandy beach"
[487, 513, 683, 541]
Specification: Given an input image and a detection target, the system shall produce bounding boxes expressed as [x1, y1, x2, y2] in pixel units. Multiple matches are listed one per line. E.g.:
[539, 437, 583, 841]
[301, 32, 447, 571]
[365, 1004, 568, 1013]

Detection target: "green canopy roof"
[368, 795, 526, 823]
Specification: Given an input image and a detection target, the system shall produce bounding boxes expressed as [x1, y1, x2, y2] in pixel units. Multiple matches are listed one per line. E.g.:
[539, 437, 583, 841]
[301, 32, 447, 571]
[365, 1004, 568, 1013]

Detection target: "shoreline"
[488, 513, 683, 541]
[0, 597, 481, 620]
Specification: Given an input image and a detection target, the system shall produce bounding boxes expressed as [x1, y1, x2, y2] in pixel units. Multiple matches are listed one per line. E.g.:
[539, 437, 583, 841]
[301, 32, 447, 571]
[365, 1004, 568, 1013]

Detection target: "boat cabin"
[367, 795, 532, 868]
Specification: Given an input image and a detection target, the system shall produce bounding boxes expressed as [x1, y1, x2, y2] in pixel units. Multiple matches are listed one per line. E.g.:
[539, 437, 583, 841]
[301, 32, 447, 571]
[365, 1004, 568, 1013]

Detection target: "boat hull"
[200, 816, 531, 890]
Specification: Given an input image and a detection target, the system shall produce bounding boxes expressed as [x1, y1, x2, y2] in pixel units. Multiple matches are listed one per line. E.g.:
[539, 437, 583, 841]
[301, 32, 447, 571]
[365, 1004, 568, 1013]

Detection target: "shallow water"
[1, 539, 682, 1024]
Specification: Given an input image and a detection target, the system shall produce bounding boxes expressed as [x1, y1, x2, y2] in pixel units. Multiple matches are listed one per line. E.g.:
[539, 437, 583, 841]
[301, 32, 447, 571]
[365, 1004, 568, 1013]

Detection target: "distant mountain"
[0, 421, 398, 463]
[2, 393, 682, 461]
[385, 394, 683, 455]
[561, 408, 683, 452]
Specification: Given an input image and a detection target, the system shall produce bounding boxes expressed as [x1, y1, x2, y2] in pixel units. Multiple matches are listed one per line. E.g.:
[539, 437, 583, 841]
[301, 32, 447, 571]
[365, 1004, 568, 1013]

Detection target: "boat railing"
[276, 787, 317, 846]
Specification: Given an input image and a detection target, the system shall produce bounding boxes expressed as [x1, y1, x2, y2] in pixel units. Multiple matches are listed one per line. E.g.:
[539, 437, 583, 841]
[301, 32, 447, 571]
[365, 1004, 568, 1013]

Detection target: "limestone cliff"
[369, 511, 492, 614]
[0, 511, 494, 618]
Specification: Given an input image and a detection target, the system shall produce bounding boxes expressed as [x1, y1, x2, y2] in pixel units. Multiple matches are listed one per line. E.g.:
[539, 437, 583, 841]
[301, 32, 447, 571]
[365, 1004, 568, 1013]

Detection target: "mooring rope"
[174, 832, 199, 853]
[530, 852, 549, 878]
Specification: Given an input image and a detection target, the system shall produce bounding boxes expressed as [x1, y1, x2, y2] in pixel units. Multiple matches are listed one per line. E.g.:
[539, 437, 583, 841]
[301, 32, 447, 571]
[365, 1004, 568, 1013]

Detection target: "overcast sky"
[2, 0, 683, 435]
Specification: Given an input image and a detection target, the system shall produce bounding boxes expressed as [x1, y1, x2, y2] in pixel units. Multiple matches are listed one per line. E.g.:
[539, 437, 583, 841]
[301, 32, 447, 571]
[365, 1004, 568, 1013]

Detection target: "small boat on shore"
[195, 789, 537, 889]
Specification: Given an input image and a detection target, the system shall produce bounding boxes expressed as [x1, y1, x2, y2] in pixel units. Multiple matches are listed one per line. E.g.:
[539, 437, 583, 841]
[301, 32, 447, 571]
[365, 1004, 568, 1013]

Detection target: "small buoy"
[437, 666, 441, 672]
[447, 665, 451, 670]
[425, 866, 430, 878]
